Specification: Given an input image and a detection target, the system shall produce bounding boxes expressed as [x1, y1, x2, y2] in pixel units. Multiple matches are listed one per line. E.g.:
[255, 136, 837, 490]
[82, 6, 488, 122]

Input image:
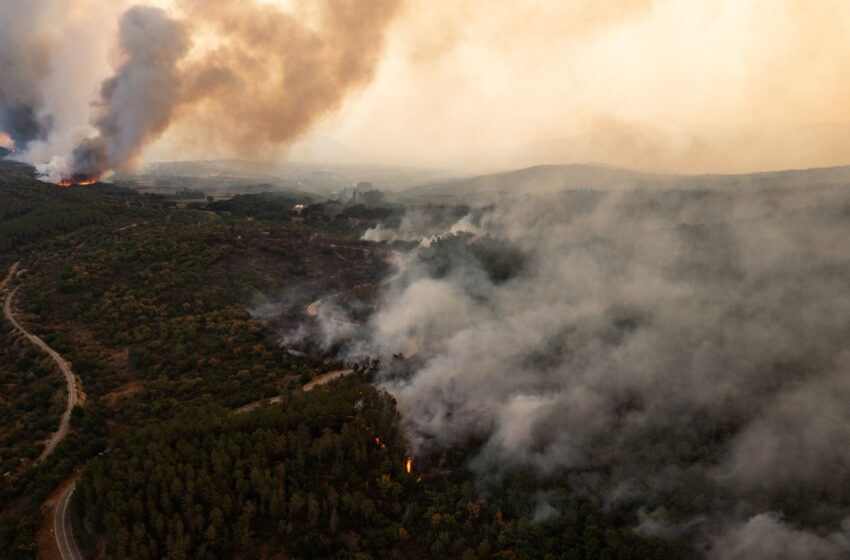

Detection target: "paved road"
[3, 275, 81, 463]
[54, 481, 84, 560]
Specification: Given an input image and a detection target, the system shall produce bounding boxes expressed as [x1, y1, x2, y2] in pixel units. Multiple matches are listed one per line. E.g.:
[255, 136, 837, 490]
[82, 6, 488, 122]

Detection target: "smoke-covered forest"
[2, 154, 850, 558]
[3, 1, 850, 558]
[310, 179, 850, 558]
[0, 161, 687, 560]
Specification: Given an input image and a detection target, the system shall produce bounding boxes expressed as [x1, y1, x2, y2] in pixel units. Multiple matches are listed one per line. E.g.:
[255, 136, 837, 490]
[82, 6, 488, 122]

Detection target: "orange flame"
[375, 437, 387, 449]
[405, 457, 412, 474]
[58, 179, 96, 188]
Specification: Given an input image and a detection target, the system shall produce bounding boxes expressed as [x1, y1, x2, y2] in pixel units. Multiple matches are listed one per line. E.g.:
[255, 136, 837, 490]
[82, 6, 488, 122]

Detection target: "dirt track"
[0, 261, 19, 291]
[2, 265, 83, 463]
[303, 369, 355, 391]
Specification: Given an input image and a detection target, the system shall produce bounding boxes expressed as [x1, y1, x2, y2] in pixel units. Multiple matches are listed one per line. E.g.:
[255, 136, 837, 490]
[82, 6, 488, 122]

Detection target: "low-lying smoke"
[0, 0, 56, 150]
[311, 179, 850, 556]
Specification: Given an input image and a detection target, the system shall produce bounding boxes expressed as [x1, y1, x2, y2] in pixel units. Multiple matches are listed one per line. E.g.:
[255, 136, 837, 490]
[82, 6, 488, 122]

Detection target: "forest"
[0, 164, 684, 559]
[5, 0, 850, 556]
[17, 163, 850, 560]
[75, 379, 681, 560]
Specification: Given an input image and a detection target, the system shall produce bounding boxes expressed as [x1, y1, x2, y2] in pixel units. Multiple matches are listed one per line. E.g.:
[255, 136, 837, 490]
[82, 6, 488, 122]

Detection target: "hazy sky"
[324, 0, 850, 172]
[18, 0, 850, 173]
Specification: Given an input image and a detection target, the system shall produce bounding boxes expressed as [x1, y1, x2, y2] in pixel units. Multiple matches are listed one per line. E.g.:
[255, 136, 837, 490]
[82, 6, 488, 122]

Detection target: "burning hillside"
[1, 1, 403, 185]
[57, 176, 97, 188]
[293, 181, 850, 558]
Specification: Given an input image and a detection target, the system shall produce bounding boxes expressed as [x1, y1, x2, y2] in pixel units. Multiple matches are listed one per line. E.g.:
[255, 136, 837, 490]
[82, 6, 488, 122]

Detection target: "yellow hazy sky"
[318, 0, 850, 173]
[36, 0, 850, 173]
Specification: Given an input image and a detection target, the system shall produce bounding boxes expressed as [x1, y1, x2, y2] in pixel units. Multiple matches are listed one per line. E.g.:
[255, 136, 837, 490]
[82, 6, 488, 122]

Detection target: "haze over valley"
[2, 2, 850, 559]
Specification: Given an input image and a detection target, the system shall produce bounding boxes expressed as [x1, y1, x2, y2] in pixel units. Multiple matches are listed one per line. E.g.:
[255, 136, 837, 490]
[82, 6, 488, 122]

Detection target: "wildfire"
[374, 437, 387, 449]
[58, 178, 97, 187]
[405, 457, 413, 474]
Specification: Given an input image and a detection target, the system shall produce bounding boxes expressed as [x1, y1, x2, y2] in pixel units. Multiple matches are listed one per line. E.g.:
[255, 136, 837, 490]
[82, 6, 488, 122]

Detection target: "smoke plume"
[175, 0, 404, 156]
[0, 0, 56, 150]
[58, 0, 403, 182]
[321, 176, 850, 556]
[10, 0, 850, 175]
[69, 5, 189, 181]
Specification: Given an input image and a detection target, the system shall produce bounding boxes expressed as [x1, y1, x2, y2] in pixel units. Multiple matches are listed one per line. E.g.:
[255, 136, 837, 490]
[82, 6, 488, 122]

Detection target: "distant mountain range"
[401, 163, 850, 203]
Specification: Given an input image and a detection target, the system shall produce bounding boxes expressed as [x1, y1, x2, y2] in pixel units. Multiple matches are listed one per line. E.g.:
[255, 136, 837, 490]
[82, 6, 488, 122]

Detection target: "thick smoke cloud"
[332, 179, 850, 556]
[70, 5, 189, 180]
[709, 514, 850, 560]
[176, 0, 404, 156]
[9, 0, 850, 175]
[0, 0, 402, 181]
[62, 0, 403, 181]
[0, 0, 56, 150]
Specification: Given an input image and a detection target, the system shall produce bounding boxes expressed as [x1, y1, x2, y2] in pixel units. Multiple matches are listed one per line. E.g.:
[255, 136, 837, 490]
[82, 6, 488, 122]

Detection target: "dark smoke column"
[64, 0, 404, 181]
[70, 5, 190, 181]
[0, 0, 54, 150]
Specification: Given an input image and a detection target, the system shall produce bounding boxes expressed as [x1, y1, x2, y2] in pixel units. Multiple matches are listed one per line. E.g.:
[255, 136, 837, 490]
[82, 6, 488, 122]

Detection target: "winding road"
[3, 263, 85, 558]
[0, 261, 18, 291]
[54, 481, 83, 560]
[22, 250, 400, 560]
[2, 265, 82, 463]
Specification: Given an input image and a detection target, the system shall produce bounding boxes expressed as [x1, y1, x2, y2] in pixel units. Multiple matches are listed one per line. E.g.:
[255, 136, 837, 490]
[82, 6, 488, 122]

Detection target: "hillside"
[402, 163, 850, 203]
[5, 160, 848, 559]
[0, 164, 684, 560]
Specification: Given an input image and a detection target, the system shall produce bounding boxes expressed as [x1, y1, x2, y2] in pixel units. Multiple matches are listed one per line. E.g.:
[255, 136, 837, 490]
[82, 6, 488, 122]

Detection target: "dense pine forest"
[0, 162, 682, 559]
[75, 380, 680, 560]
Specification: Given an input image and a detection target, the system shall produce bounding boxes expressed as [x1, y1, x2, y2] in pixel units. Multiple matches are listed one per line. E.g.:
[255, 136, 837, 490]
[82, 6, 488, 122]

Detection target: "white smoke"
[69, 5, 190, 180]
[709, 514, 850, 560]
[351, 180, 850, 556]
[1, 0, 403, 182]
[34, 156, 71, 184]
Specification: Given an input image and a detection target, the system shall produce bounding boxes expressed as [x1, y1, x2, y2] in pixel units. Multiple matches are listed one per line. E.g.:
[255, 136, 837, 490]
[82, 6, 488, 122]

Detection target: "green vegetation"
[0, 162, 141, 256]
[207, 191, 314, 219]
[76, 380, 681, 560]
[19, 210, 290, 404]
[0, 404, 108, 560]
[0, 165, 684, 559]
[0, 170, 380, 556]
[418, 234, 527, 284]
[0, 324, 64, 475]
